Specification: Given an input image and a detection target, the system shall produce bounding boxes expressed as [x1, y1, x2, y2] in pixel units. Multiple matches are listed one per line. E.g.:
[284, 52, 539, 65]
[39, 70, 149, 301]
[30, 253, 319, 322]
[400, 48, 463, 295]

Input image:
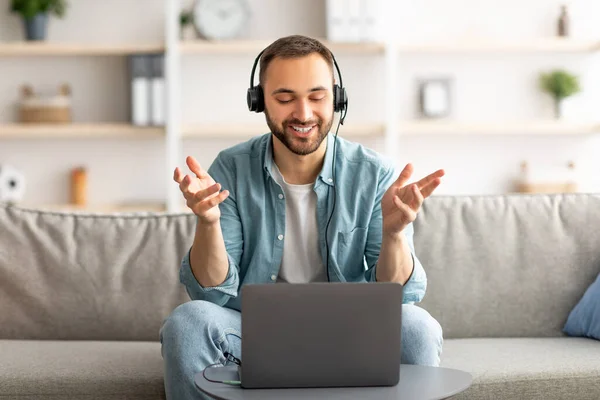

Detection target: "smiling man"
[160, 35, 445, 400]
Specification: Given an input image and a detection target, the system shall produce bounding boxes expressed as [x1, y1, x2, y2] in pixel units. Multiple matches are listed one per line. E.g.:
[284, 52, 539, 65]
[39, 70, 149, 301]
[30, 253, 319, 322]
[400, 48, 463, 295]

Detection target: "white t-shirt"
[271, 164, 327, 283]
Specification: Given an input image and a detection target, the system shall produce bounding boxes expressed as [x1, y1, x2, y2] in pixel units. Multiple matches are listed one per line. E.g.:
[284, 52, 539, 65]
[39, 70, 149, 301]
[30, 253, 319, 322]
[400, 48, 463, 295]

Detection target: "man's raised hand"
[173, 156, 229, 224]
[381, 163, 445, 236]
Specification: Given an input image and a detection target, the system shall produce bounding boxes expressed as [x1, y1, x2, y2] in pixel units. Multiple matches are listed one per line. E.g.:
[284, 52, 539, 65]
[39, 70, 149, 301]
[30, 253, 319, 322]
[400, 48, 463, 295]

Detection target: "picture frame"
[417, 78, 452, 118]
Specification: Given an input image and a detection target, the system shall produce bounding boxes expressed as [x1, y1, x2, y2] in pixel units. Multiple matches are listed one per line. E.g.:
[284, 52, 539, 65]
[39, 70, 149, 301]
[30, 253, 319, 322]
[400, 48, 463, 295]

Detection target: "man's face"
[262, 53, 334, 156]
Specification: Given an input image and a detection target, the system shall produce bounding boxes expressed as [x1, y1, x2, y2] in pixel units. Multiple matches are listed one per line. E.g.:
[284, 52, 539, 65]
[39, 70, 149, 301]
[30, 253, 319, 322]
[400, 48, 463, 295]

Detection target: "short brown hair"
[258, 35, 334, 86]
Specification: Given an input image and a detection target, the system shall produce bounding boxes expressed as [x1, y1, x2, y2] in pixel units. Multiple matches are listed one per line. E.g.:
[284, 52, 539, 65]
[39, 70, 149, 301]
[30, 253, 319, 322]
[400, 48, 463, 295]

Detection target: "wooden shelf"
[179, 38, 600, 54]
[0, 42, 164, 56]
[1, 38, 593, 57]
[398, 121, 600, 135]
[397, 38, 600, 53]
[180, 39, 386, 54]
[182, 123, 385, 139]
[0, 123, 165, 139]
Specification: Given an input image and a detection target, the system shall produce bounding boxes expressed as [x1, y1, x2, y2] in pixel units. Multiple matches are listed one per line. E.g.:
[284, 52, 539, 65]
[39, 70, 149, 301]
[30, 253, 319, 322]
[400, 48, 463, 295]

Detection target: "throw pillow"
[563, 272, 600, 340]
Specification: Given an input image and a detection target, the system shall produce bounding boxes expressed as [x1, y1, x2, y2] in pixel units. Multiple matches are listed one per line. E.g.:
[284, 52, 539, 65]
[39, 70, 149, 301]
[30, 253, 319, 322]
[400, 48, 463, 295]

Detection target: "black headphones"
[246, 48, 348, 124]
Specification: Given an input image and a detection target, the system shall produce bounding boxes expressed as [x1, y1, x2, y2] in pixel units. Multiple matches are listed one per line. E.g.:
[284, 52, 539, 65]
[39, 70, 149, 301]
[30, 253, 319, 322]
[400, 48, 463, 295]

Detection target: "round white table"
[195, 364, 472, 400]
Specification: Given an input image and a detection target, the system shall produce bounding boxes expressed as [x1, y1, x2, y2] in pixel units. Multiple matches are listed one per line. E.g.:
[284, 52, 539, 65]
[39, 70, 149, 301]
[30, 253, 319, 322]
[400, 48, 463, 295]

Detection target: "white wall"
[1, 0, 599, 208]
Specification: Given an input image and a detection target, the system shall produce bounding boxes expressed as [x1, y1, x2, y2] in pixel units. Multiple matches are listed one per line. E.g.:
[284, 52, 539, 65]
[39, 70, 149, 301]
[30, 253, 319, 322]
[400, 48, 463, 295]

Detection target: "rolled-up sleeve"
[179, 248, 240, 306]
[397, 222, 427, 304]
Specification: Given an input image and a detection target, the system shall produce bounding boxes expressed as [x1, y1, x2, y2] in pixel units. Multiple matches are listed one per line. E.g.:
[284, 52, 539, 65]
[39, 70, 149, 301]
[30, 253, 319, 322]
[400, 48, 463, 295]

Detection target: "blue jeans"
[159, 300, 443, 400]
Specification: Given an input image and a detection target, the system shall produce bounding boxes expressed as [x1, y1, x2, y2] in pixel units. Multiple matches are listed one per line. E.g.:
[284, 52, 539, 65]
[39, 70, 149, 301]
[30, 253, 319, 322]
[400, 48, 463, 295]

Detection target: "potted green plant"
[539, 69, 581, 119]
[179, 9, 195, 40]
[10, 0, 68, 41]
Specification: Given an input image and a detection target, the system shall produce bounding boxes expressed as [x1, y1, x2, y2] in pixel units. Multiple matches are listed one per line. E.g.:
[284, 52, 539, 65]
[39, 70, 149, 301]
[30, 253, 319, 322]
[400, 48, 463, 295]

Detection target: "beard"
[265, 109, 334, 156]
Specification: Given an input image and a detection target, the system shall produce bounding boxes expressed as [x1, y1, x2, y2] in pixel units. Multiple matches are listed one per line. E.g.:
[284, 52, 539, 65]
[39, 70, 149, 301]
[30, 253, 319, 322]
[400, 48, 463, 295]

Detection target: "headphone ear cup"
[247, 86, 265, 113]
[333, 84, 347, 113]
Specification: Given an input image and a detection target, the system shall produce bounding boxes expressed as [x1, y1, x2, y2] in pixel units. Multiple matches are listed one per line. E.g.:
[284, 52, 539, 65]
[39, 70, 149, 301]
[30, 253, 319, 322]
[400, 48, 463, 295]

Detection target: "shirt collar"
[263, 133, 336, 187]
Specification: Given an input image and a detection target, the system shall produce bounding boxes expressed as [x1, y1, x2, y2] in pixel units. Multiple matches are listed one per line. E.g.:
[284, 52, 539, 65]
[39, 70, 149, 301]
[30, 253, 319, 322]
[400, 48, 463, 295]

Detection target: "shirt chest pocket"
[337, 227, 368, 281]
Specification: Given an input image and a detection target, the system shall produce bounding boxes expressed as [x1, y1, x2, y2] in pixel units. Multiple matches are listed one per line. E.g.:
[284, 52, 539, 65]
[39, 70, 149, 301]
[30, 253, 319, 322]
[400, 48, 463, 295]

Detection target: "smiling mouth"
[288, 124, 317, 137]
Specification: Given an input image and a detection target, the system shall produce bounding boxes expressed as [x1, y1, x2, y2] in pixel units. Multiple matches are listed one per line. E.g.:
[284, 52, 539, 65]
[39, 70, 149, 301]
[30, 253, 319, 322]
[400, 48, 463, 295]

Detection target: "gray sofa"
[1, 193, 599, 399]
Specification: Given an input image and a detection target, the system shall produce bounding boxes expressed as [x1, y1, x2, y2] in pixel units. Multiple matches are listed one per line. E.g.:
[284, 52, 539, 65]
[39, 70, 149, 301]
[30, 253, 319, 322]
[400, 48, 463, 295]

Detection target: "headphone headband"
[247, 47, 348, 124]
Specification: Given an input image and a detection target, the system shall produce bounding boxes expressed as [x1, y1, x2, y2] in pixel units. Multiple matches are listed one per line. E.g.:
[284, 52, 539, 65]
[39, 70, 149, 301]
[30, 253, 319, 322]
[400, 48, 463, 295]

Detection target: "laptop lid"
[240, 282, 403, 389]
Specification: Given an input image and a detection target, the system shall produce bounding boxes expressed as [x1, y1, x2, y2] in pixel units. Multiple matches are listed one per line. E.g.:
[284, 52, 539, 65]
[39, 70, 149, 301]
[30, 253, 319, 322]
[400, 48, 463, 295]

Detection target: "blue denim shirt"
[180, 133, 427, 310]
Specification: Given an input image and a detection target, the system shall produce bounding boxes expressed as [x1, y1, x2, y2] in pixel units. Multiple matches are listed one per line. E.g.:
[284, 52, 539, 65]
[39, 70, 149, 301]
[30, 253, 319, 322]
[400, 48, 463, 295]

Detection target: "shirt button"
[277, 234, 284, 240]
[271, 274, 277, 281]
[327, 178, 333, 183]
[278, 194, 284, 199]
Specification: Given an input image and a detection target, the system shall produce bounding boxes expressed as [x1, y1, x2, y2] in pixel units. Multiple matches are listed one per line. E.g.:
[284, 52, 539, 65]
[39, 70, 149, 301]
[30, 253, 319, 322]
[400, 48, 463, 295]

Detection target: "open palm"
[382, 164, 445, 235]
[173, 156, 228, 223]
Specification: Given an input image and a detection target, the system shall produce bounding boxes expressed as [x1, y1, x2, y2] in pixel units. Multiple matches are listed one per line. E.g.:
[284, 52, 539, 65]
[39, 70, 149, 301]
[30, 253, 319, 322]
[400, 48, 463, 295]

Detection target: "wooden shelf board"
[182, 123, 385, 139]
[0, 42, 164, 56]
[398, 121, 600, 135]
[1, 38, 596, 56]
[180, 39, 386, 54]
[397, 38, 600, 53]
[0, 123, 165, 139]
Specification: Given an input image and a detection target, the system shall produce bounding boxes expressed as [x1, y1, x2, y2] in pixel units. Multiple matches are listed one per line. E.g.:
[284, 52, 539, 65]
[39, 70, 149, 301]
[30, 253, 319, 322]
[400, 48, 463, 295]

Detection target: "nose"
[292, 98, 313, 122]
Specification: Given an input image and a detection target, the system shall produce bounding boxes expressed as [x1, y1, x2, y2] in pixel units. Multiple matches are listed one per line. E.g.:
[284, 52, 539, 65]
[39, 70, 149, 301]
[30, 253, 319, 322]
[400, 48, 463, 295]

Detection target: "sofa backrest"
[3, 194, 600, 341]
[0, 205, 194, 341]
[415, 193, 600, 339]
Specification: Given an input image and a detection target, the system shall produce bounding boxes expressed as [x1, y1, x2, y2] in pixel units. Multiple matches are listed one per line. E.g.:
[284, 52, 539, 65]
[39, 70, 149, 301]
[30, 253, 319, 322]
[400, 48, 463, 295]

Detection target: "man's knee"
[401, 304, 443, 366]
[160, 300, 221, 345]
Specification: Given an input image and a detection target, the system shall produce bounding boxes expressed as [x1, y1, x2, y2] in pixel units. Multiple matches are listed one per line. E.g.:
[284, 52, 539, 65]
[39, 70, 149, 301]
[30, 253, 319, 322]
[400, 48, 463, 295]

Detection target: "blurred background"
[0, 0, 599, 212]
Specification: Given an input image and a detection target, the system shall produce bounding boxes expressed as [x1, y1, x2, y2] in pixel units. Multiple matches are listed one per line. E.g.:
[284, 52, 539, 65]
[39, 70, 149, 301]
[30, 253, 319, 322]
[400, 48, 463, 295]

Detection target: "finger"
[173, 167, 185, 184]
[393, 195, 417, 222]
[395, 184, 423, 211]
[195, 190, 230, 214]
[411, 184, 424, 210]
[420, 178, 442, 198]
[395, 163, 414, 188]
[193, 183, 221, 202]
[179, 175, 195, 196]
[416, 169, 445, 191]
[186, 156, 207, 179]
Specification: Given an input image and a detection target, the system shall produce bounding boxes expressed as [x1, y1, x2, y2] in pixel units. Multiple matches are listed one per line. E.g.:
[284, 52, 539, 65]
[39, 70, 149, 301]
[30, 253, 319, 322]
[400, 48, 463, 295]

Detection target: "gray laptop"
[239, 282, 403, 389]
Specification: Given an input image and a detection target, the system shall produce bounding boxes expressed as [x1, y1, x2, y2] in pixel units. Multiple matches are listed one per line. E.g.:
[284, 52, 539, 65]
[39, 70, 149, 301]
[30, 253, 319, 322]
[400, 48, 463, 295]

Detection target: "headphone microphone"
[247, 45, 348, 282]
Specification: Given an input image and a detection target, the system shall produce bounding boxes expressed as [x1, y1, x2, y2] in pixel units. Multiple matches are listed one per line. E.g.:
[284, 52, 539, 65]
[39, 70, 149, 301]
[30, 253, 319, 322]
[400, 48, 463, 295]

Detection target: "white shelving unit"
[1, 0, 599, 212]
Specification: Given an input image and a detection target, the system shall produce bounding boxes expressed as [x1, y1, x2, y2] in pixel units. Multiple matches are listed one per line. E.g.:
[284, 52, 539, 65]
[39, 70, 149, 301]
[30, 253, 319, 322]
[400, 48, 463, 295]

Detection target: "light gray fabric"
[0, 339, 165, 399]
[2, 195, 600, 399]
[0, 205, 194, 340]
[415, 194, 600, 338]
[441, 337, 600, 400]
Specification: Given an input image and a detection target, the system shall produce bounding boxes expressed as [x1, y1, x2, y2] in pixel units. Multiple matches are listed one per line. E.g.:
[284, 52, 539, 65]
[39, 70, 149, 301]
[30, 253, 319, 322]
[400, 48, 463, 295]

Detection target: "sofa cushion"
[415, 194, 600, 338]
[564, 272, 600, 340]
[440, 337, 600, 400]
[0, 205, 193, 341]
[0, 340, 165, 400]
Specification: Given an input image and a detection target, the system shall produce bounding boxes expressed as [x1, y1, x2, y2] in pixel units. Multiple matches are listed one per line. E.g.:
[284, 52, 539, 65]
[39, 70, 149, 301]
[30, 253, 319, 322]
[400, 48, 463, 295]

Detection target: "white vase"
[555, 97, 579, 121]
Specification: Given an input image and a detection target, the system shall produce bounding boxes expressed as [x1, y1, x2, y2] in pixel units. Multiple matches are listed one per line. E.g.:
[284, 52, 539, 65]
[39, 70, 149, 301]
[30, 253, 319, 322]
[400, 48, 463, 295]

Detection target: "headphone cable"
[324, 107, 346, 282]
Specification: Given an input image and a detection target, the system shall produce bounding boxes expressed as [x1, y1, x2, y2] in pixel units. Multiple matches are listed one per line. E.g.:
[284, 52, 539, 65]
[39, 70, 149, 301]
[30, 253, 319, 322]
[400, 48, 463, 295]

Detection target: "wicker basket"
[19, 84, 72, 124]
[515, 161, 578, 193]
